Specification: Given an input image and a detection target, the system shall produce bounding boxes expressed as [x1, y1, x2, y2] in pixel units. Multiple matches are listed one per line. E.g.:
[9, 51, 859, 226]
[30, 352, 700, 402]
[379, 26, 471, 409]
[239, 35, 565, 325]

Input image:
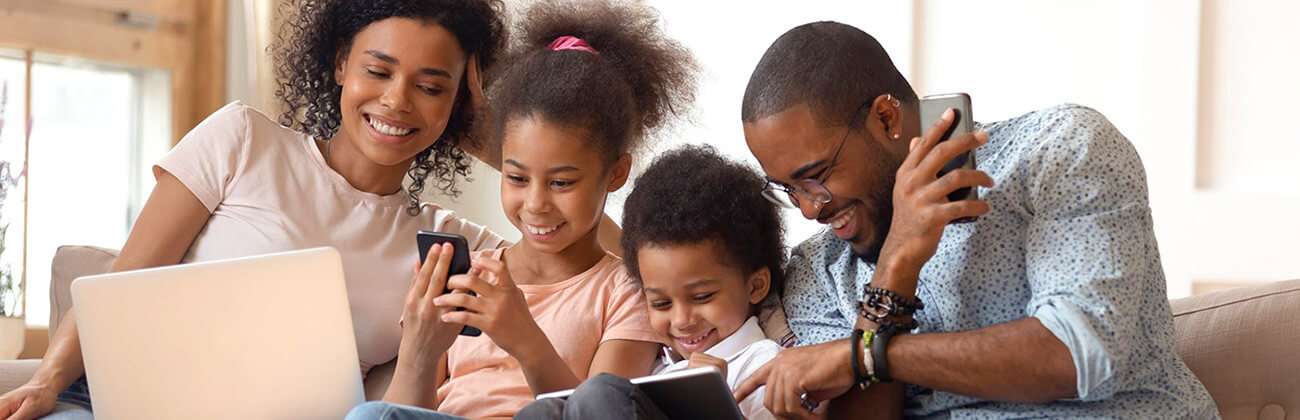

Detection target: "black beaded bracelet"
[863, 286, 924, 315]
[871, 323, 898, 383]
[858, 308, 920, 332]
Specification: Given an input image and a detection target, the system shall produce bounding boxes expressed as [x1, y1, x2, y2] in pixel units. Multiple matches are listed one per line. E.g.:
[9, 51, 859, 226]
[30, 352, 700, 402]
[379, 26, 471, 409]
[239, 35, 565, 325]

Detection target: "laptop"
[71, 247, 364, 420]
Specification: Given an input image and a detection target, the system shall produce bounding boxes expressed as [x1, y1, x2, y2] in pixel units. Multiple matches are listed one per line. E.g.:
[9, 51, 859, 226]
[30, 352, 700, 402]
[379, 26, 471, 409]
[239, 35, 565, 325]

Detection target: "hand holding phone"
[416, 230, 481, 336]
[919, 93, 979, 223]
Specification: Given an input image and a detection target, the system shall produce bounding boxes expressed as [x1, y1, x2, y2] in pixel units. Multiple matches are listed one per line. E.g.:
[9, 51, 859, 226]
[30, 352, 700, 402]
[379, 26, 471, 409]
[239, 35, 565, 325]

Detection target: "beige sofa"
[2, 245, 1297, 418]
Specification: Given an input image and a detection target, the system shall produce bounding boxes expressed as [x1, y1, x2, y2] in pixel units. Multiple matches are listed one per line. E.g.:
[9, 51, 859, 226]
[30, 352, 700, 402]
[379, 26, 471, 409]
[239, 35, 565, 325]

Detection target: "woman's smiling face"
[335, 17, 468, 168]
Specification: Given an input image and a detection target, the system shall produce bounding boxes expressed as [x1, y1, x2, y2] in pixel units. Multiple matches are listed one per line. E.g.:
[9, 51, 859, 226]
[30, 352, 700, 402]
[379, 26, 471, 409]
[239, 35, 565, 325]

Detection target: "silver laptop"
[71, 247, 364, 420]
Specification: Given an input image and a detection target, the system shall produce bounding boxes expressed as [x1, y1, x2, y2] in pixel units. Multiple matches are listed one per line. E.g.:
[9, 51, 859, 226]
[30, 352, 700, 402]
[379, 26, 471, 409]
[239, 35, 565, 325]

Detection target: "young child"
[517, 145, 787, 420]
[349, 1, 698, 419]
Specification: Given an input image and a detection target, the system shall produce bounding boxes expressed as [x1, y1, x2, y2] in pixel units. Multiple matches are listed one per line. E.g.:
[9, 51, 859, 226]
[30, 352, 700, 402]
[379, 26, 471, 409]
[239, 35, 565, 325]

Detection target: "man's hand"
[879, 109, 994, 280]
[734, 339, 855, 420]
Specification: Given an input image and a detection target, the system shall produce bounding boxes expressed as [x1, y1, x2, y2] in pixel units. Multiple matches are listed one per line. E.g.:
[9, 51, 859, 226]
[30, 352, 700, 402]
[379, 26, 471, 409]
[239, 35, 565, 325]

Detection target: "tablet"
[536, 366, 744, 420]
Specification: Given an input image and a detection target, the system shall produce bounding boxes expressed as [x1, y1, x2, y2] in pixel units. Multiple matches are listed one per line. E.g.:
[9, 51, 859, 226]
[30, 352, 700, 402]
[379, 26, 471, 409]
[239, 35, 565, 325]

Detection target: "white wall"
[913, 0, 1300, 296]
[224, 1, 1300, 297]
[640, 0, 1300, 297]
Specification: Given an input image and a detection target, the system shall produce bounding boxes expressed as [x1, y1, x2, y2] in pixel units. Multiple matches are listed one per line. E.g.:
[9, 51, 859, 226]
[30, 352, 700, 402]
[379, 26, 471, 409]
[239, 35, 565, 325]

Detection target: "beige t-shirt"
[156, 101, 508, 372]
[435, 249, 662, 419]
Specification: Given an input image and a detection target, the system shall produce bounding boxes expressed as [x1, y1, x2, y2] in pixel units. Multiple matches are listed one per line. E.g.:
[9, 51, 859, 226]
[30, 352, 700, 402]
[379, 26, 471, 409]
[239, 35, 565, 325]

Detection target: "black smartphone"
[919, 93, 979, 223]
[416, 230, 481, 336]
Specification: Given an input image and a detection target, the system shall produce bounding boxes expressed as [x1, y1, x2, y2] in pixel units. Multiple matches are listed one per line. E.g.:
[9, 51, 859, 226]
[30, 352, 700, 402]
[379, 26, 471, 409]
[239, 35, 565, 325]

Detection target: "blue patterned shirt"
[778, 105, 1218, 419]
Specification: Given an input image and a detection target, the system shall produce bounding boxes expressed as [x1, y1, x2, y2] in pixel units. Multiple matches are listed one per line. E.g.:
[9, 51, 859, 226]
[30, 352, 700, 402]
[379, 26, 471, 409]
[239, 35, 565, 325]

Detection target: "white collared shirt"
[656, 316, 781, 420]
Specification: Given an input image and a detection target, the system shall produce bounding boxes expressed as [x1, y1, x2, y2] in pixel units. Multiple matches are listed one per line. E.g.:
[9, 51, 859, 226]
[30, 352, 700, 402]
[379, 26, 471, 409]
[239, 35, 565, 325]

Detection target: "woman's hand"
[460, 54, 502, 169]
[465, 55, 485, 116]
[392, 244, 463, 388]
[0, 382, 60, 420]
[435, 256, 545, 356]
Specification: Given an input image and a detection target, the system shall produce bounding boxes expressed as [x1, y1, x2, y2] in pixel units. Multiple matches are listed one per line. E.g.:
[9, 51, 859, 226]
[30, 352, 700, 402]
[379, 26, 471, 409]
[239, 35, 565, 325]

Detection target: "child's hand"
[687, 353, 729, 380]
[395, 244, 463, 380]
[436, 256, 545, 355]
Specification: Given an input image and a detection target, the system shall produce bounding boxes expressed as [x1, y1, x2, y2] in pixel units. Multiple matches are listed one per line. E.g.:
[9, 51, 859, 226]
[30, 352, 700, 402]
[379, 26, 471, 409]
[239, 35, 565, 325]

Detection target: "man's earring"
[892, 132, 901, 140]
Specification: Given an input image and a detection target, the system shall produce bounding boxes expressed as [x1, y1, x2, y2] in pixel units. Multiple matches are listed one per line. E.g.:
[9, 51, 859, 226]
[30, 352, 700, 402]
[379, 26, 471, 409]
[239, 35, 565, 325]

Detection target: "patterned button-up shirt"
[777, 104, 1218, 419]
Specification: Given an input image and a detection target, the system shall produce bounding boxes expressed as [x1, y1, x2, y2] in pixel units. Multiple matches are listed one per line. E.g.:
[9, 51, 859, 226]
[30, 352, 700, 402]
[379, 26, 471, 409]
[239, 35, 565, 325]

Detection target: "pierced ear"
[747, 267, 772, 305]
[869, 94, 904, 143]
[607, 153, 633, 192]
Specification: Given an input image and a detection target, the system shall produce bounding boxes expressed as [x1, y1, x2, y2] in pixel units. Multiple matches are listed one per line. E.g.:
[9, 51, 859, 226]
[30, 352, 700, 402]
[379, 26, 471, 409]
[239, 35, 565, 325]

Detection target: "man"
[733, 21, 1218, 419]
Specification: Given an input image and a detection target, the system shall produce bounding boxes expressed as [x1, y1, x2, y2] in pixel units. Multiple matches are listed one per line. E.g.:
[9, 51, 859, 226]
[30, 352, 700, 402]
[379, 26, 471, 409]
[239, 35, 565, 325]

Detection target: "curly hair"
[271, 0, 506, 214]
[621, 145, 787, 301]
[489, 0, 697, 162]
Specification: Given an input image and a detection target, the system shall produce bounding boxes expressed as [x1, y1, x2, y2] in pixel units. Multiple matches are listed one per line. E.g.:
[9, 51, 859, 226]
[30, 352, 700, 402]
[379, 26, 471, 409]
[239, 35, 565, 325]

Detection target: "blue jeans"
[515, 373, 668, 420]
[345, 402, 466, 420]
[40, 376, 93, 419]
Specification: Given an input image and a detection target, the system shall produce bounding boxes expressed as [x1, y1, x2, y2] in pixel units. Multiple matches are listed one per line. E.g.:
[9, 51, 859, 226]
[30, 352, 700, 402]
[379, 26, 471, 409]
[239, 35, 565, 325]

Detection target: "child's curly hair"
[271, 0, 506, 213]
[622, 145, 787, 300]
[489, 0, 697, 162]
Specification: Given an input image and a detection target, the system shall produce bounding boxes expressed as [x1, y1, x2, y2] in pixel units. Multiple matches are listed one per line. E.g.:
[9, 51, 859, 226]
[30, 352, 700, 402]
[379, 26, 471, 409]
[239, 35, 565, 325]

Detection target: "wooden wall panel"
[0, 0, 226, 143]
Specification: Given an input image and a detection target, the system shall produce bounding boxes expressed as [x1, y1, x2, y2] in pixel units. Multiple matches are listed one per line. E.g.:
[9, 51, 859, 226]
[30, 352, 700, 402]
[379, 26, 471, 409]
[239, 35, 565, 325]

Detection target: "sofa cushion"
[48, 245, 119, 336]
[1170, 279, 1300, 420]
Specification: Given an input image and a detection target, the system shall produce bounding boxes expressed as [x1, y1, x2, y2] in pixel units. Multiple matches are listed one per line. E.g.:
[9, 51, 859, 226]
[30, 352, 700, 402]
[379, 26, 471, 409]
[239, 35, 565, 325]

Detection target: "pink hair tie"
[548, 35, 599, 55]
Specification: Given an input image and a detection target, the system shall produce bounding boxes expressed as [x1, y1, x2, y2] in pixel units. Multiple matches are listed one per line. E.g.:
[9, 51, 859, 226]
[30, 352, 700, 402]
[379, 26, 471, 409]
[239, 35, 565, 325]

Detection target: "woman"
[0, 1, 543, 418]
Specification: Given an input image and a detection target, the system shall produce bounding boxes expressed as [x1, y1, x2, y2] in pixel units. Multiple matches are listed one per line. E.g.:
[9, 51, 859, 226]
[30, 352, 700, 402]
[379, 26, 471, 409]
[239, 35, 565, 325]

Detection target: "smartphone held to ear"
[416, 230, 482, 337]
[919, 93, 979, 223]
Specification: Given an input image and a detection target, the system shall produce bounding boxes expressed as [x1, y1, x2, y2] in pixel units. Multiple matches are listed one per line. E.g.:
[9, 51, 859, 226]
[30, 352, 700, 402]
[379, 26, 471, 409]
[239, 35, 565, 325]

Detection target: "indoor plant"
[0, 80, 26, 359]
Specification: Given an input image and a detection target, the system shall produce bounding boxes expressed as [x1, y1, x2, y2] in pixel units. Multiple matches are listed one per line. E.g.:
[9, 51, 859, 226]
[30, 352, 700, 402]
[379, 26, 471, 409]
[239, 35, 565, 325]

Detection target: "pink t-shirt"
[435, 249, 661, 419]
[155, 101, 508, 372]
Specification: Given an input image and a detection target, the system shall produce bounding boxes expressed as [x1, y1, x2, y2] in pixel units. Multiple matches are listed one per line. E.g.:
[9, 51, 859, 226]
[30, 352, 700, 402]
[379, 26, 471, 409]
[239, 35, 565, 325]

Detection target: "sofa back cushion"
[1170, 279, 1300, 420]
[48, 245, 119, 336]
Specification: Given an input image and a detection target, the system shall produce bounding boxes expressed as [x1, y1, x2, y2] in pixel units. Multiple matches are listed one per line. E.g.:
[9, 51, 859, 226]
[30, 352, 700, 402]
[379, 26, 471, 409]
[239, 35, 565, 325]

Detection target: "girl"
[0, 1, 510, 418]
[349, 1, 697, 419]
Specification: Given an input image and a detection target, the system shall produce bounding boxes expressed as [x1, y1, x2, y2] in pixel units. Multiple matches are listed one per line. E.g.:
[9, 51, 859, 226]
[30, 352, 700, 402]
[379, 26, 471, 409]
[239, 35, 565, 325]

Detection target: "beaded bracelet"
[862, 286, 924, 315]
[861, 328, 878, 385]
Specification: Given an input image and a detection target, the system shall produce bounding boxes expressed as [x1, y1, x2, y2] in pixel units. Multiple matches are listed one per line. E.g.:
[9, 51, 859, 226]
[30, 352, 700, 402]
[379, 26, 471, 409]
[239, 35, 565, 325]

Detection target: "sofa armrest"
[0, 359, 40, 395]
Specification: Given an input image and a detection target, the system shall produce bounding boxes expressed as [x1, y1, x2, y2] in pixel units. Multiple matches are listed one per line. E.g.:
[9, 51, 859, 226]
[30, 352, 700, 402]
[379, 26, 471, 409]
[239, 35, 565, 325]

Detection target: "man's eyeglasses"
[761, 101, 870, 210]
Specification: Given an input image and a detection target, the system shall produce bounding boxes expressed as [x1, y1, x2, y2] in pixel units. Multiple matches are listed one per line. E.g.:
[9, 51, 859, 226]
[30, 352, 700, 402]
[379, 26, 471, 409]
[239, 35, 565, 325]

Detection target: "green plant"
[0, 224, 19, 318]
[0, 79, 23, 318]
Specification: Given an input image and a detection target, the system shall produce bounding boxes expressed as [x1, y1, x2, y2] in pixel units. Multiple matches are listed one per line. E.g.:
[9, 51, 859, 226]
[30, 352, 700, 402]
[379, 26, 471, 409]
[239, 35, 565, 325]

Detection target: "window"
[2, 0, 224, 331]
[9, 52, 171, 326]
[0, 49, 27, 318]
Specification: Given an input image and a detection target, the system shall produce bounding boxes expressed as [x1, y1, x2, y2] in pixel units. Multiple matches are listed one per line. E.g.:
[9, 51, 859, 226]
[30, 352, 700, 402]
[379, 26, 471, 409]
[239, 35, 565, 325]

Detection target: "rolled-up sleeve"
[1021, 107, 1163, 401]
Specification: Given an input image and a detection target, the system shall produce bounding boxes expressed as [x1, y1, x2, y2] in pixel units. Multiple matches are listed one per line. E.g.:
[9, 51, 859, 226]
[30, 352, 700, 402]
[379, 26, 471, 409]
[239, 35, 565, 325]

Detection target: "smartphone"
[416, 230, 481, 336]
[919, 93, 978, 223]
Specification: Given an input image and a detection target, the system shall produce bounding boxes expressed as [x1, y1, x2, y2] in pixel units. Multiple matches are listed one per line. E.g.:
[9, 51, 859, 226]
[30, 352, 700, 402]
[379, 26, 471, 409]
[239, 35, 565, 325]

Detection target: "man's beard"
[853, 173, 896, 265]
